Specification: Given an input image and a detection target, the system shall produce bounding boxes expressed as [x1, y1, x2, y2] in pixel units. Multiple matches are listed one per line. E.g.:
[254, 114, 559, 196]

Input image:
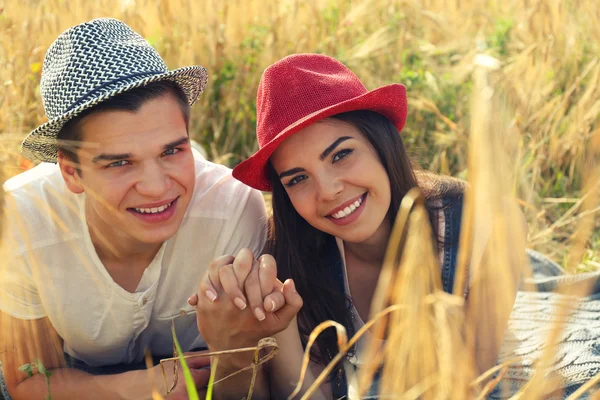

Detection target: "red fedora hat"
[232, 53, 408, 191]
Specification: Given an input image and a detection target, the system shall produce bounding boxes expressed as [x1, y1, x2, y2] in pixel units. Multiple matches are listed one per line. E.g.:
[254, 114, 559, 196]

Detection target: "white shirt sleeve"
[0, 198, 47, 320]
[215, 184, 268, 259]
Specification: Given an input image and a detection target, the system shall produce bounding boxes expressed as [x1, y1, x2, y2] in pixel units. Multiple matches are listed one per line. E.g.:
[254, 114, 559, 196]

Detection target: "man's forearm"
[9, 367, 159, 400]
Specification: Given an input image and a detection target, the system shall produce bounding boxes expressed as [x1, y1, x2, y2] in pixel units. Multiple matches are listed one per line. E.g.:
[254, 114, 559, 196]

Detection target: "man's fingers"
[245, 260, 266, 321]
[190, 367, 211, 388]
[218, 264, 248, 310]
[232, 248, 254, 290]
[182, 353, 211, 369]
[258, 254, 278, 297]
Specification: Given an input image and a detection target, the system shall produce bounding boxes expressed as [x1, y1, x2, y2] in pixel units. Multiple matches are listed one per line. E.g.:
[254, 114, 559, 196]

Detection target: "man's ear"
[58, 152, 84, 194]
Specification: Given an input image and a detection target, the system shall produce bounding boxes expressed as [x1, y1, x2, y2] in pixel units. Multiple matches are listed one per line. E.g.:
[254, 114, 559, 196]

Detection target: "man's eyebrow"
[279, 167, 306, 179]
[92, 153, 132, 163]
[319, 136, 352, 161]
[91, 138, 189, 163]
[163, 137, 189, 151]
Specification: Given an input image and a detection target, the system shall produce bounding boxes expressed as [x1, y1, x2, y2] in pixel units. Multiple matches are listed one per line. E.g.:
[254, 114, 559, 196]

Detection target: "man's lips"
[127, 197, 179, 223]
[129, 197, 178, 210]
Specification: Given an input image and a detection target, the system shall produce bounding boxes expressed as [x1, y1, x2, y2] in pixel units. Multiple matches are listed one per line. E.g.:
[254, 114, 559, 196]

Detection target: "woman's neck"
[344, 214, 392, 268]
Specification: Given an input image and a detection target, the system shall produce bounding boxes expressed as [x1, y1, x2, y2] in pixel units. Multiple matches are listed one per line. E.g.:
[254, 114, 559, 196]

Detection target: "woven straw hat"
[232, 53, 407, 191]
[21, 18, 208, 163]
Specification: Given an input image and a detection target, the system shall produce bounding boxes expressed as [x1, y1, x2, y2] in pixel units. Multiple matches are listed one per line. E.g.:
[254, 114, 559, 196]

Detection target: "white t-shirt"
[0, 150, 267, 366]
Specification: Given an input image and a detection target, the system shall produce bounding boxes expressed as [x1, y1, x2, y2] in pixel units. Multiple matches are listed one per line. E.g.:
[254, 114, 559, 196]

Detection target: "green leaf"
[171, 323, 200, 400]
[18, 363, 33, 378]
[34, 358, 47, 376]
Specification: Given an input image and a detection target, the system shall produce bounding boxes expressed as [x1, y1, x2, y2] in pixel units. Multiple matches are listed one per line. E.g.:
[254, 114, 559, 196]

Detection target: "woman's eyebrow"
[319, 136, 352, 161]
[279, 167, 305, 179]
[278, 136, 353, 179]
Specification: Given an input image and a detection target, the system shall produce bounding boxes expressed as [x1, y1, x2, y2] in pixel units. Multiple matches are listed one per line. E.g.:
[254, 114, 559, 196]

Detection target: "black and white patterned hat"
[21, 18, 208, 163]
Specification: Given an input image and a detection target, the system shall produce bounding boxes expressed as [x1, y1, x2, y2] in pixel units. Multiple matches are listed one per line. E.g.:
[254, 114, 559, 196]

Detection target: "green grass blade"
[205, 357, 218, 400]
[171, 323, 200, 400]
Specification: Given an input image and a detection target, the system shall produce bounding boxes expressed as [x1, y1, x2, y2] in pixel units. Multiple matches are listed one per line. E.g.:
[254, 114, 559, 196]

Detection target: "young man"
[0, 18, 282, 399]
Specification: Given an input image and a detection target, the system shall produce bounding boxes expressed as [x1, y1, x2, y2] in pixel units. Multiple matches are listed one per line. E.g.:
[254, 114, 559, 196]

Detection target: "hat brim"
[21, 65, 208, 163]
[232, 83, 407, 192]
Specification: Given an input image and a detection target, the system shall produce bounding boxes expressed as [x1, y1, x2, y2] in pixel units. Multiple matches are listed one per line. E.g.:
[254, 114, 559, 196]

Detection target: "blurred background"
[0, 0, 598, 271]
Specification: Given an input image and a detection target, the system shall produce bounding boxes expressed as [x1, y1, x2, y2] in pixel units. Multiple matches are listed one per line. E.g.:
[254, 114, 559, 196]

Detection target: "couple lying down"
[1, 18, 598, 400]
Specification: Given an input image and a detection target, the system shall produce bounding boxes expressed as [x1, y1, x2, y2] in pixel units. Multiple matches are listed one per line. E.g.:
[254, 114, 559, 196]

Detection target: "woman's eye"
[107, 160, 129, 168]
[332, 149, 353, 162]
[285, 175, 307, 187]
[163, 148, 181, 156]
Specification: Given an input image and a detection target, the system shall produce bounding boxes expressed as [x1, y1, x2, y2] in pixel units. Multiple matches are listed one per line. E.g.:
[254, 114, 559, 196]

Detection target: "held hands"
[189, 249, 303, 353]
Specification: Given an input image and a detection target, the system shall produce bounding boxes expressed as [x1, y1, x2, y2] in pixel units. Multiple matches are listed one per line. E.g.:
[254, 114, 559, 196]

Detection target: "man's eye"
[285, 175, 307, 187]
[332, 149, 353, 162]
[163, 148, 181, 156]
[107, 160, 129, 168]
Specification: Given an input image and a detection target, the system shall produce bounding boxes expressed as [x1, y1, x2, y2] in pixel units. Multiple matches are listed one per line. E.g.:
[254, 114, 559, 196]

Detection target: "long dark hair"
[267, 110, 463, 368]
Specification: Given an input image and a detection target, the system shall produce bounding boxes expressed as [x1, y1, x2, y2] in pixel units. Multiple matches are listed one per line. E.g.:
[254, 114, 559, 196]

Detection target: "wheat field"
[1, 0, 598, 269]
[0, 0, 599, 398]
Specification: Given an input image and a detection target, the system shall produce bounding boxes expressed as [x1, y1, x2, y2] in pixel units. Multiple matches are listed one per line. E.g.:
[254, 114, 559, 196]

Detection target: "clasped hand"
[189, 248, 303, 353]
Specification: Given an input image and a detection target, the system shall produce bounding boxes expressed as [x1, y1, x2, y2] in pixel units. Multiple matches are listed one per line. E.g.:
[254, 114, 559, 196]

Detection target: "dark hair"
[57, 80, 191, 168]
[267, 110, 464, 371]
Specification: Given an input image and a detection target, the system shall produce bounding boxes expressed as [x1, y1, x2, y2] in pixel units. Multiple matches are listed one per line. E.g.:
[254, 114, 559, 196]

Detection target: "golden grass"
[0, 0, 599, 399]
[1, 0, 598, 268]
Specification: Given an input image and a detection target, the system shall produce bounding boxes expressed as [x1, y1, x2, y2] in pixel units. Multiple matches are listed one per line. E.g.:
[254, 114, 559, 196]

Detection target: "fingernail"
[234, 297, 247, 310]
[255, 307, 266, 321]
[187, 295, 195, 305]
[205, 290, 217, 302]
[290, 280, 297, 293]
[270, 300, 276, 312]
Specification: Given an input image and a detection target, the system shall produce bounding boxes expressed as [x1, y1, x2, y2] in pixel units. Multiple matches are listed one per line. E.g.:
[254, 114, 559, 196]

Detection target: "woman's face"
[270, 119, 392, 244]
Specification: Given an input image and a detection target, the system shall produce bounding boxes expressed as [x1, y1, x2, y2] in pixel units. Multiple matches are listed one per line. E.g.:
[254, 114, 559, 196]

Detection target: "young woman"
[229, 53, 526, 398]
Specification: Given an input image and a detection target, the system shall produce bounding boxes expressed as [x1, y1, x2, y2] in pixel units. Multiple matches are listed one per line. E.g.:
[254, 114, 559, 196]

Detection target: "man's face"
[59, 92, 196, 250]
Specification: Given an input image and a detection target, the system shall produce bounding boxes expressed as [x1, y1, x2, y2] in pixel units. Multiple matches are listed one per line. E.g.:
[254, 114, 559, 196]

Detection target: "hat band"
[64, 70, 166, 113]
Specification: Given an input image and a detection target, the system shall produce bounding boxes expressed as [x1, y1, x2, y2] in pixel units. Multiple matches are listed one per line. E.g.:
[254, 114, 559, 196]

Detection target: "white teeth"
[331, 195, 365, 219]
[134, 201, 172, 214]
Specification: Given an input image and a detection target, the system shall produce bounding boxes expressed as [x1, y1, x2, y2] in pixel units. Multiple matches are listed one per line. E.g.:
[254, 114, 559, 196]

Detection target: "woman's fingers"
[244, 260, 267, 321]
[187, 293, 199, 306]
[218, 264, 248, 310]
[197, 269, 220, 303]
[206, 255, 235, 300]
[263, 290, 285, 313]
[275, 279, 304, 324]
[232, 248, 254, 289]
[196, 252, 285, 320]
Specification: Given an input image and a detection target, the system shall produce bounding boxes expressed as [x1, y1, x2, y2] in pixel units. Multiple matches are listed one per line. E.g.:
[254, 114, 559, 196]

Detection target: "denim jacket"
[329, 193, 465, 398]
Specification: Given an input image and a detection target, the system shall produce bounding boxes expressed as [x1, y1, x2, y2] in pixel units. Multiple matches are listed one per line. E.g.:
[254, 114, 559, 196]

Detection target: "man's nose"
[135, 161, 172, 198]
